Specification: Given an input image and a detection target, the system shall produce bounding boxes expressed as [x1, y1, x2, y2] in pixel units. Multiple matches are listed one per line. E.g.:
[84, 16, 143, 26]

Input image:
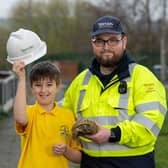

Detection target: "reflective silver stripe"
[133, 113, 160, 136]
[77, 70, 92, 119]
[118, 63, 136, 115]
[79, 115, 132, 125]
[81, 114, 160, 137]
[81, 140, 130, 151]
[129, 63, 136, 75]
[151, 123, 161, 137]
[136, 102, 167, 116]
[118, 88, 129, 110]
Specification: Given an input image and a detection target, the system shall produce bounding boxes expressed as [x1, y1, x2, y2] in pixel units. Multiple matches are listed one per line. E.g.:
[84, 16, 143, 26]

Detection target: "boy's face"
[31, 78, 59, 107]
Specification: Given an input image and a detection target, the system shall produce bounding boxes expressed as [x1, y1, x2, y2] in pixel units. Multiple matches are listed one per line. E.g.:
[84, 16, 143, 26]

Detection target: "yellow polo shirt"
[15, 102, 80, 168]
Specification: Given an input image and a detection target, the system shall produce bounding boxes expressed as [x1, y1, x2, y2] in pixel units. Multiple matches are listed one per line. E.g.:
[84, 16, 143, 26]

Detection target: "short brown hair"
[29, 61, 61, 87]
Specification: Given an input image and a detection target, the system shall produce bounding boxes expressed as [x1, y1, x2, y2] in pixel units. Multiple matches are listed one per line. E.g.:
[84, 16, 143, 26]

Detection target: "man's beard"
[96, 51, 124, 68]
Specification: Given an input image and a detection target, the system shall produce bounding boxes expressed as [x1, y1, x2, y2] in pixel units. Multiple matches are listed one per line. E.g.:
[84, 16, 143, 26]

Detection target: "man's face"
[91, 33, 127, 68]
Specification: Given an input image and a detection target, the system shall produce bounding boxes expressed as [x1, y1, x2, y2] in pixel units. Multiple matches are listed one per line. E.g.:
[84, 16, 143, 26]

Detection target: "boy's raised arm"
[12, 61, 28, 126]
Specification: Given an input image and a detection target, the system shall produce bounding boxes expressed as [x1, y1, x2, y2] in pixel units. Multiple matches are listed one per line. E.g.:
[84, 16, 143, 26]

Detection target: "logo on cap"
[98, 22, 114, 28]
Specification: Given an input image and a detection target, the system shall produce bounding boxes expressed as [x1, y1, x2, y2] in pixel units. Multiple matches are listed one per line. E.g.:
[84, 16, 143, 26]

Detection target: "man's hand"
[72, 119, 111, 144]
[72, 119, 99, 140]
[85, 124, 111, 144]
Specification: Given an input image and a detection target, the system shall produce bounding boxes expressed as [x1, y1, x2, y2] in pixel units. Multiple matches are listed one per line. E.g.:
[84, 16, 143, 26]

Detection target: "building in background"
[153, 64, 168, 81]
[0, 71, 17, 114]
[52, 61, 79, 101]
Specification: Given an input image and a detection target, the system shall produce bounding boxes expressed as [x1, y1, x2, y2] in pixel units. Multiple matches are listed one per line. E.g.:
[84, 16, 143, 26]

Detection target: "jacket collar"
[89, 51, 135, 86]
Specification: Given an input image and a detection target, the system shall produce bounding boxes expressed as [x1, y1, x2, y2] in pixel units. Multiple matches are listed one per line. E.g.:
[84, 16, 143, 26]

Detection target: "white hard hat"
[6, 28, 47, 65]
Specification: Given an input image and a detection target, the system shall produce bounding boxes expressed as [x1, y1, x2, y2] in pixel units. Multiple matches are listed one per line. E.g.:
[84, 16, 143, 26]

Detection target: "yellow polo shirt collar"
[34, 102, 58, 115]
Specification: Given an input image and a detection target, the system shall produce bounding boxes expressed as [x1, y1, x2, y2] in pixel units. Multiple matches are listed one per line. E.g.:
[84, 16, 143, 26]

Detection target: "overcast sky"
[0, 0, 19, 18]
[0, 0, 165, 20]
[0, 0, 49, 18]
[0, 0, 74, 18]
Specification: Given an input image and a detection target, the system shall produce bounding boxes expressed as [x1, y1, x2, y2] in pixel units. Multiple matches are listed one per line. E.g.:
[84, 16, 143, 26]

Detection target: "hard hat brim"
[7, 41, 47, 65]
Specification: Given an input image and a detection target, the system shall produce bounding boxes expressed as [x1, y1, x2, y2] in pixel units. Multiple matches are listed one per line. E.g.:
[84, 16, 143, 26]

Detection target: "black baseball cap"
[91, 16, 124, 37]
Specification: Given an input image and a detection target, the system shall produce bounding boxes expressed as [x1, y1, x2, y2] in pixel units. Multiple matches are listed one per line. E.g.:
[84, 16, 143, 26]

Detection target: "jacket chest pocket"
[107, 84, 134, 120]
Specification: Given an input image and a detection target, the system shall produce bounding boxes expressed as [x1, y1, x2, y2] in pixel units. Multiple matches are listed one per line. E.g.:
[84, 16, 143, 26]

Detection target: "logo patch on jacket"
[144, 83, 155, 93]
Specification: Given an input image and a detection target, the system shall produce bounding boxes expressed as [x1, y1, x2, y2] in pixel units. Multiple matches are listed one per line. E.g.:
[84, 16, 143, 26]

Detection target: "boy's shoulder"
[57, 104, 72, 112]
[26, 104, 38, 110]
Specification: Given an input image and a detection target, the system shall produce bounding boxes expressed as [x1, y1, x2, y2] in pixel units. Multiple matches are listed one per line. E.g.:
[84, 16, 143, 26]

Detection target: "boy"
[12, 61, 81, 168]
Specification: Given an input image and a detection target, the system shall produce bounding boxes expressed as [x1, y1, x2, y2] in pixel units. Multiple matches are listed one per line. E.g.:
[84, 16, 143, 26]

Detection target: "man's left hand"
[85, 124, 111, 144]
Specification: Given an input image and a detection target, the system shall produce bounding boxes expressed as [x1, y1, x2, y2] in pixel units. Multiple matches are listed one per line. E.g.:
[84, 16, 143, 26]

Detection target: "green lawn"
[155, 97, 168, 168]
[155, 135, 168, 168]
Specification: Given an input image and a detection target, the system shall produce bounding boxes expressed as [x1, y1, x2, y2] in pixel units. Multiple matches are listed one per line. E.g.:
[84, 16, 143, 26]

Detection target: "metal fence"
[0, 71, 17, 114]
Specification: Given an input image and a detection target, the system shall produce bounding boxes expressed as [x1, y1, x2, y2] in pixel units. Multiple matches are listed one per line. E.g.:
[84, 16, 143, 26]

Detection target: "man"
[63, 15, 167, 168]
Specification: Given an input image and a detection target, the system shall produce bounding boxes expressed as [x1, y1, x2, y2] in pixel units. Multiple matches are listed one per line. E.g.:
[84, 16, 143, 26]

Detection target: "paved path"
[0, 113, 20, 168]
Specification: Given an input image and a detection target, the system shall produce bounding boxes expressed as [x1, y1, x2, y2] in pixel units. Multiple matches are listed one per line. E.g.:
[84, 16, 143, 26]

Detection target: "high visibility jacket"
[63, 62, 167, 157]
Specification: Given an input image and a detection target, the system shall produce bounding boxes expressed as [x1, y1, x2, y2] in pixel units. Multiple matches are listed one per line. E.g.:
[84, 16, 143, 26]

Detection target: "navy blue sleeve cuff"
[109, 126, 121, 142]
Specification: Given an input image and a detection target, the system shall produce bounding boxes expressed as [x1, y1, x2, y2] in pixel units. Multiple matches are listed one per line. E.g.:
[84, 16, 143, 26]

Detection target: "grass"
[0, 112, 9, 120]
[159, 111, 168, 135]
[155, 94, 168, 168]
[155, 135, 168, 168]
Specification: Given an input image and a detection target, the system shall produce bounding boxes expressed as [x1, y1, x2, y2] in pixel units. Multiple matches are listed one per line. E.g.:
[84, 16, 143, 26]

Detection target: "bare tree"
[160, 0, 167, 83]
[1, 0, 167, 70]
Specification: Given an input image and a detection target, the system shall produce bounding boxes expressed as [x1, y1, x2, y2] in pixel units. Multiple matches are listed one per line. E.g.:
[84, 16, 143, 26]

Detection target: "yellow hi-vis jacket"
[63, 63, 167, 157]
